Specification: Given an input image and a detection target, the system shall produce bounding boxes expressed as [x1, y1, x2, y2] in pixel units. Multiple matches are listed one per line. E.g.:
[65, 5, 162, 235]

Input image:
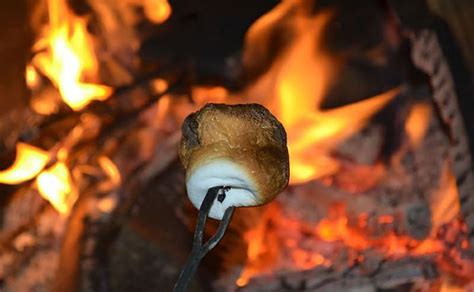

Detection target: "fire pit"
[0, 0, 473, 291]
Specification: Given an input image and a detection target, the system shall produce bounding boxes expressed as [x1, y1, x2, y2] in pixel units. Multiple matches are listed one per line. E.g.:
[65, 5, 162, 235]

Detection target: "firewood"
[241, 256, 438, 291]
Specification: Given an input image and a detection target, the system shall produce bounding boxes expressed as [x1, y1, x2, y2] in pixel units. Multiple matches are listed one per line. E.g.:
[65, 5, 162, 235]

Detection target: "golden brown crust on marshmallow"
[179, 103, 289, 204]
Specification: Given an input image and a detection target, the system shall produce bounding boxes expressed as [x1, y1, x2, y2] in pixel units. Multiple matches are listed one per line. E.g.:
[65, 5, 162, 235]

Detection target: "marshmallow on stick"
[179, 103, 289, 220]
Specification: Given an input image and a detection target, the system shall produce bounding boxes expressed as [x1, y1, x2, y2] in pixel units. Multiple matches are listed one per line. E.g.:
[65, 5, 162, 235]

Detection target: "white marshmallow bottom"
[186, 159, 259, 220]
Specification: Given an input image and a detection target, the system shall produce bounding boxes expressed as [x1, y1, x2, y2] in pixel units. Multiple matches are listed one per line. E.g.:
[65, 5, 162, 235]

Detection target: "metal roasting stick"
[173, 186, 235, 292]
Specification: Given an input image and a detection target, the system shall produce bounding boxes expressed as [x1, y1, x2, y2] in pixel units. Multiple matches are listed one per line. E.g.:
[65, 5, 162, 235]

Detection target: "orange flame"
[235, 6, 403, 285]
[405, 102, 432, 148]
[98, 156, 121, 186]
[244, 10, 398, 184]
[237, 202, 445, 286]
[36, 162, 77, 214]
[316, 205, 444, 256]
[0, 143, 49, 185]
[151, 78, 169, 95]
[143, 0, 172, 24]
[32, 0, 112, 111]
[237, 206, 335, 286]
[192, 86, 229, 106]
[236, 205, 282, 287]
[315, 205, 370, 249]
[26, 65, 40, 89]
[275, 28, 398, 183]
[286, 89, 396, 184]
[430, 162, 460, 230]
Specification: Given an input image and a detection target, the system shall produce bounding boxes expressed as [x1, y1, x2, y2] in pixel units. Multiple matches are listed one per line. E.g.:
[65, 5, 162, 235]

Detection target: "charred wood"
[410, 30, 474, 237]
[240, 256, 439, 292]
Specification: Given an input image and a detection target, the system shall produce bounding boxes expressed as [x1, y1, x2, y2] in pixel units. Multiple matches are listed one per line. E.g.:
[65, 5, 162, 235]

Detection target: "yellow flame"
[26, 65, 40, 89]
[36, 162, 77, 214]
[242, 9, 398, 184]
[32, 0, 112, 111]
[261, 12, 397, 184]
[143, 0, 172, 24]
[288, 89, 397, 184]
[0, 143, 49, 185]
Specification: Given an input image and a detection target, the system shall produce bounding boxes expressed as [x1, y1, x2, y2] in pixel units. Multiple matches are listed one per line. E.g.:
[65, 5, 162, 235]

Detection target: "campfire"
[0, 0, 473, 291]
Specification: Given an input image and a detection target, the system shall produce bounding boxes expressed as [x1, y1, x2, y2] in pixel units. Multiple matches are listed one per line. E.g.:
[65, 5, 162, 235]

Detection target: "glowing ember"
[291, 250, 328, 270]
[98, 156, 121, 187]
[315, 205, 443, 257]
[143, 0, 172, 24]
[237, 202, 447, 286]
[97, 197, 117, 213]
[315, 205, 374, 251]
[0, 143, 49, 185]
[151, 78, 169, 95]
[32, 0, 112, 111]
[237, 205, 281, 287]
[36, 162, 77, 214]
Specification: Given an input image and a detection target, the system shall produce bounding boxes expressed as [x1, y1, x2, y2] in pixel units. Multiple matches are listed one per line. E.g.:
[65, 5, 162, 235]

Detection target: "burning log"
[410, 30, 474, 238]
[388, 0, 474, 249]
[239, 256, 439, 292]
[227, 81, 467, 289]
[0, 196, 66, 291]
[1, 0, 474, 291]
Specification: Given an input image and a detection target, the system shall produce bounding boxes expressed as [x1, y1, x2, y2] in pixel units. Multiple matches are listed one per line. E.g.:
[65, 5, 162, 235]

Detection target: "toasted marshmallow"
[179, 103, 289, 220]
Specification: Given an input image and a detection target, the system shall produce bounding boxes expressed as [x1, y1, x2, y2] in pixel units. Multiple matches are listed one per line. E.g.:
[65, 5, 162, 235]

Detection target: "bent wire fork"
[173, 186, 235, 292]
